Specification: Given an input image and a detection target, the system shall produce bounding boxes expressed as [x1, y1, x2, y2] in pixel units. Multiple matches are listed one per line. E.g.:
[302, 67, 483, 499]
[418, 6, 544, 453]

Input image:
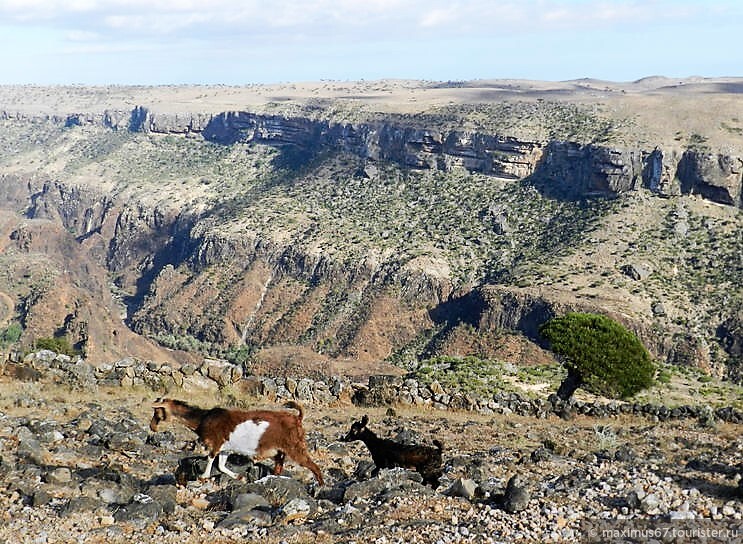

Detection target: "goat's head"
[341, 414, 369, 442]
[149, 398, 172, 432]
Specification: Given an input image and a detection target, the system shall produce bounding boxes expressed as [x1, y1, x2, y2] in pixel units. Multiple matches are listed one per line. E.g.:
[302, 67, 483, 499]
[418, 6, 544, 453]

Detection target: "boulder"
[621, 262, 653, 281]
[503, 475, 530, 514]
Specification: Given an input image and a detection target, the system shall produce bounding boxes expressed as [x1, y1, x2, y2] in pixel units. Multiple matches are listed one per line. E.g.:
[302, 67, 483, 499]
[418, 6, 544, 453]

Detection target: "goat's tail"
[284, 400, 304, 422]
[433, 439, 444, 452]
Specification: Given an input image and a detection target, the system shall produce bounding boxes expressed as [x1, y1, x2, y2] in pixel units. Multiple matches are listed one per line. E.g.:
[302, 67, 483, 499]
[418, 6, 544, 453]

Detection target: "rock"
[181, 372, 219, 393]
[621, 263, 653, 280]
[218, 506, 274, 529]
[237, 376, 265, 397]
[669, 510, 696, 520]
[244, 475, 310, 507]
[60, 497, 103, 516]
[354, 375, 404, 406]
[191, 497, 210, 510]
[626, 490, 642, 509]
[316, 485, 346, 504]
[94, 482, 137, 505]
[44, 467, 72, 485]
[722, 504, 736, 516]
[205, 359, 241, 386]
[353, 460, 376, 480]
[503, 475, 530, 514]
[146, 485, 177, 515]
[175, 456, 207, 484]
[16, 436, 48, 466]
[343, 478, 389, 502]
[530, 447, 552, 463]
[296, 379, 314, 402]
[698, 405, 716, 428]
[233, 492, 270, 511]
[32, 489, 53, 507]
[429, 380, 446, 396]
[277, 497, 316, 523]
[3, 362, 42, 381]
[614, 445, 635, 462]
[652, 301, 666, 317]
[445, 478, 478, 500]
[640, 493, 661, 514]
[107, 431, 146, 452]
[146, 430, 176, 448]
[113, 499, 163, 525]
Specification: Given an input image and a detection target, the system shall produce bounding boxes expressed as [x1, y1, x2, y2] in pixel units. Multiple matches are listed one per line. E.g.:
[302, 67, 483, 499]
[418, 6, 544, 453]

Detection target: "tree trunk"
[556, 368, 583, 401]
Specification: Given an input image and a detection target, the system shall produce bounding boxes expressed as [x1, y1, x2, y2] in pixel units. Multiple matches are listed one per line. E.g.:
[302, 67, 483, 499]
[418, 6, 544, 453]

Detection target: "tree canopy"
[539, 312, 655, 400]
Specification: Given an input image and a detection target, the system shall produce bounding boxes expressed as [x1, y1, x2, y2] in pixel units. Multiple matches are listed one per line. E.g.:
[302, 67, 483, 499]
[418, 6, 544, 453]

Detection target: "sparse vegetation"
[412, 355, 510, 397]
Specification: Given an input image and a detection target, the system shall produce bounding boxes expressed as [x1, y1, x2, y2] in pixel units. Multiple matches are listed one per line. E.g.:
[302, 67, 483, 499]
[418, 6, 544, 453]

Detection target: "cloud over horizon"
[0, 0, 740, 84]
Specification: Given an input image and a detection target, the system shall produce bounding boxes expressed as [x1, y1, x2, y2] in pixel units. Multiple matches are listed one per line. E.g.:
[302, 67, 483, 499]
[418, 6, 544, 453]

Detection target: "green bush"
[0, 322, 22, 347]
[539, 312, 654, 400]
[224, 344, 254, 367]
[656, 369, 673, 384]
[34, 336, 80, 357]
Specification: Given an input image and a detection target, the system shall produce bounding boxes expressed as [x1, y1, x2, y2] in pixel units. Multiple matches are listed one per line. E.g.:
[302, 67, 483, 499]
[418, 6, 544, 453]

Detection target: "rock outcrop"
[4, 106, 741, 206]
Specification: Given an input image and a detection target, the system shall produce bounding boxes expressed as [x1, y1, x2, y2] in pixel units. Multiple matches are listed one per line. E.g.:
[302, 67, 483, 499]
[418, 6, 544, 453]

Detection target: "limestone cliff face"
[148, 108, 741, 206]
[3, 106, 741, 206]
[677, 150, 743, 207]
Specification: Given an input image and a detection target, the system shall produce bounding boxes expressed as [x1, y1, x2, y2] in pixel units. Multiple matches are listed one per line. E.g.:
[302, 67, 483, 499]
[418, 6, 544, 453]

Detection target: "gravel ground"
[0, 383, 742, 544]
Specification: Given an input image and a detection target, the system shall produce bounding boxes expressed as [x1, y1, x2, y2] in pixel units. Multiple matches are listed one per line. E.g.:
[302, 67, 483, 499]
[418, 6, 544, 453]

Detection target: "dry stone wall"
[5, 349, 743, 425]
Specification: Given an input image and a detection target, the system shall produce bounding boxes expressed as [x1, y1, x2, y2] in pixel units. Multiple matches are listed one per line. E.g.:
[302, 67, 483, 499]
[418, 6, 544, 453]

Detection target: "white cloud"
[419, 6, 459, 28]
[65, 29, 100, 41]
[0, 0, 738, 43]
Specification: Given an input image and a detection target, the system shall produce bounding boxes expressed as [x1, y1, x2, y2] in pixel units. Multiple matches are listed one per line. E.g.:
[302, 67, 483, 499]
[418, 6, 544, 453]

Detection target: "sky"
[0, 0, 741, 85]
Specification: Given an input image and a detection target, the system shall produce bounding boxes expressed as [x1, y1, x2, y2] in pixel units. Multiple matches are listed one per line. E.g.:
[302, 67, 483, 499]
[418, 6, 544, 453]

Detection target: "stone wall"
[5, 350, 742, 425]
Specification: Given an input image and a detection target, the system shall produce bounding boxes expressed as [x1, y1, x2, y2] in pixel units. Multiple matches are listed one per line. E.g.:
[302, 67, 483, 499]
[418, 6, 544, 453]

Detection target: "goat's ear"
[361, 415, 369, 426]
[152, 398, 166, 408]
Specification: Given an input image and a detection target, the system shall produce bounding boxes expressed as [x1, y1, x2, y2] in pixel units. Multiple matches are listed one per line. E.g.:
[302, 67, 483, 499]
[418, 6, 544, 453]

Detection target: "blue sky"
[0, 0, 741, 85]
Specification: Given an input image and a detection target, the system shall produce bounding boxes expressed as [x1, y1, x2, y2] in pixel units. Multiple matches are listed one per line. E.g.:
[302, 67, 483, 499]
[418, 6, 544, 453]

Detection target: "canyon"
[0, 78, 741, 379]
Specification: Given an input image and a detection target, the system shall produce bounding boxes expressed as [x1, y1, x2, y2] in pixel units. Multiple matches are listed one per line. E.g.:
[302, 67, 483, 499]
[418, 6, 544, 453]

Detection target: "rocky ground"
[1, 374, 742, 544]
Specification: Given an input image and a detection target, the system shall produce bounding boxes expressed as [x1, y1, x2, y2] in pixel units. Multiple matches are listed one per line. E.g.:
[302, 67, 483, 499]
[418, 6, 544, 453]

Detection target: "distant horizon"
[1, 1, 741, 86]
[1, 74, 742, 89]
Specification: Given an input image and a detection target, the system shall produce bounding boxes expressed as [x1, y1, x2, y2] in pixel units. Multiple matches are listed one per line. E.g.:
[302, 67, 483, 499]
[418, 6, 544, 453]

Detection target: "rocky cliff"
[1, 91, 742, 378]
[8, 106, 739, 206]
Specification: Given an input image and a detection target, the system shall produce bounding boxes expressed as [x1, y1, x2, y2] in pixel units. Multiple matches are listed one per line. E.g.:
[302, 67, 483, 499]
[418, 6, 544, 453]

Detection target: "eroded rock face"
[677, 150, 743, 207]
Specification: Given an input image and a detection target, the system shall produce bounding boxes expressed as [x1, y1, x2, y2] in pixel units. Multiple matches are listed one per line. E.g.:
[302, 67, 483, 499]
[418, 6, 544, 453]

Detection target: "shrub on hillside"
[34, 336, 79, 358]
[539, 312, 654, 400]
[1, 322, 22, 347]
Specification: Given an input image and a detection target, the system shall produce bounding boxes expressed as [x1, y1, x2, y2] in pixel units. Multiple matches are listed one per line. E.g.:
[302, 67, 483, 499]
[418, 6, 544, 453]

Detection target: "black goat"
[341, 415, 443, 488]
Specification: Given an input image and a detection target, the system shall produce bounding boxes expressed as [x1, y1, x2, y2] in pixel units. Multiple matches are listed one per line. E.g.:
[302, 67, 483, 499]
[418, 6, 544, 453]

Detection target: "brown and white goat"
[150, 398, 323, 485]
[341, 415, 443, 488]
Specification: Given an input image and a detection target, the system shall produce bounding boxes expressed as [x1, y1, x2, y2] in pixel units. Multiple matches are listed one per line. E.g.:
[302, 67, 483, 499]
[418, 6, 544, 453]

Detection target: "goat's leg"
[217, 451, 241, 479]
[289, 450, 324, 486]
[273, 451, 286, 475]
[200, 455, 216, 480]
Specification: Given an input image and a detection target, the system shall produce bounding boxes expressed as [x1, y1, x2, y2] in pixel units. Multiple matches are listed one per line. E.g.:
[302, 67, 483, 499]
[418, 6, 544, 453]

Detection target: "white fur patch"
[221, 419, 270, 457]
